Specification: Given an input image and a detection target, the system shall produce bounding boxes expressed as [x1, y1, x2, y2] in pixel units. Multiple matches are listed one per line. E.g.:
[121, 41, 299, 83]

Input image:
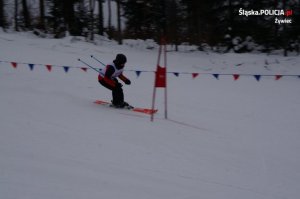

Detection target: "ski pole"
[78, 58, 100, 73]
[90, 55, 106, 66]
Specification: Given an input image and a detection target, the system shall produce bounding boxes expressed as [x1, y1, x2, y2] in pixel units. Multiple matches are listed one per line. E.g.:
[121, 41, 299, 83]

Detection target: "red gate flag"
[155, 65, 166, 88]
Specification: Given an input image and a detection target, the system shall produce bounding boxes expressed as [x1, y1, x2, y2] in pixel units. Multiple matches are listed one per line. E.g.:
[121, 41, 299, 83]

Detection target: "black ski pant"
[99, 79, 124, 105]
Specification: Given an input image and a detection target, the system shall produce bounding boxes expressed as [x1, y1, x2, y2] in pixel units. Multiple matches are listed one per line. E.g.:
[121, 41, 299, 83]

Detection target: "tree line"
[0, 0, 299, 54]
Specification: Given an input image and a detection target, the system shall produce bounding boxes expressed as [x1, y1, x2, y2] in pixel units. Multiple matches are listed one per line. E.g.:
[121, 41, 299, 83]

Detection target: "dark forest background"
[0, 0, 299, 55]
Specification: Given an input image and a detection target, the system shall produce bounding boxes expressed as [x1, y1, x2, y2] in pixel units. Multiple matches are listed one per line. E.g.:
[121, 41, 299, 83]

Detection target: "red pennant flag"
[155, 65, 166, 88]
[192, 73, 199, 79]
[46, 65, 52, 72]
[11, 62, 17, 68]
[233, 74, 240, 81]
[81, 67, 87, 72]
[275, 75, 282, 80]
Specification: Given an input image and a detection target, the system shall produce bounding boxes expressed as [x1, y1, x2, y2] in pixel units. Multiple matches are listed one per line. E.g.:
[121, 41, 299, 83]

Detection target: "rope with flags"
[1, 59, 300, 81]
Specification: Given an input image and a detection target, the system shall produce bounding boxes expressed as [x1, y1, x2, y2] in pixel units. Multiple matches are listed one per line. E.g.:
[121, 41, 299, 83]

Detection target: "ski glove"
[124, 79, 131, 85]
[115, 82, 123, 88]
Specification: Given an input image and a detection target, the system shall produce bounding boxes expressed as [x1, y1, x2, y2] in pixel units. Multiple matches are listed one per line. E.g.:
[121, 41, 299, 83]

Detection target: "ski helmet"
[114, 54, 127, 65]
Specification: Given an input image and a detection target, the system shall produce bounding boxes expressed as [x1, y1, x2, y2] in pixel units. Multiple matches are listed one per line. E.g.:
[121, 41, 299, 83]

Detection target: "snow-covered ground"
[1, 31, 300, 199]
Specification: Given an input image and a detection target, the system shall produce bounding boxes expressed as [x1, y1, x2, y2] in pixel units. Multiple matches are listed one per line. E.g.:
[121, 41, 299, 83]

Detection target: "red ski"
[94, 100, 158, 115]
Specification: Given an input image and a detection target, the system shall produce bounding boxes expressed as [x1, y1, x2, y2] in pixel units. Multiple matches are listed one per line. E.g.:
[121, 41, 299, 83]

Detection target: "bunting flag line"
[1, 60, 299, 81]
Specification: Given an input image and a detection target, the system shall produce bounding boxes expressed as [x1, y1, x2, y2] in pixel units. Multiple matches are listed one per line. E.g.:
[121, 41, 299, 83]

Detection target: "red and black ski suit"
[98, 62, 131, 106]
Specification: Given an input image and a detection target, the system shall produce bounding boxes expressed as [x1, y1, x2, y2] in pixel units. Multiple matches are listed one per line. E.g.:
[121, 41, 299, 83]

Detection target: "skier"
[98, 54, 131, 108]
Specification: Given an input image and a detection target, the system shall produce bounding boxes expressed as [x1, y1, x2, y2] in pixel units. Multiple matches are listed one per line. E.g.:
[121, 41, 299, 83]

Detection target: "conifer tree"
[0, 0, 6, 30]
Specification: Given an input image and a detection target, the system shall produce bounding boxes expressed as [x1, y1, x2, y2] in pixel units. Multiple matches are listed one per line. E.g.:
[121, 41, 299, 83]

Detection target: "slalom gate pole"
[163, 39, 168, 120]
[151, 41, 163, 122]
[78, 58, 100, 73]
[90, 55, 106, 66]
[151, 37, 168, 122]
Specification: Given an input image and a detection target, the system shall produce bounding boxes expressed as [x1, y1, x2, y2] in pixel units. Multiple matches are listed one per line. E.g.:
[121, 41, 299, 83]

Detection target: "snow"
[1, 31, 300, 199]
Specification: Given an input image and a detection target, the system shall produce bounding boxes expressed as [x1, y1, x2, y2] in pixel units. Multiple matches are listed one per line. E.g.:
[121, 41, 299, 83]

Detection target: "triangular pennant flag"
[81, 67, 87, 72]
[173, 72, 179, 77]
[275, 75, 282, 80]
[233, 74, 240, 81]
[63, 66, 70, 73]
[254, 75, 261, 81]
[28, 64, 34, 71]
[11, 62, 17, 68]
[192, 73, 199, 79]
[46, 64, 52, 72]
[213, 74, 219, 80]
[135, 71, 141, 77]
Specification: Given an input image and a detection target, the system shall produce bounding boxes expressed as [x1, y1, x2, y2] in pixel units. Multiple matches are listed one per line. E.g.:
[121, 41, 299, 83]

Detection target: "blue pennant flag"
[213, 74, 219, 80]
[28, 64, 34, 71]
[254, 75, 261, 81]
[135, 71, 141, 77]
[63, 66, 70, 73]
[173, 72, 179, 77]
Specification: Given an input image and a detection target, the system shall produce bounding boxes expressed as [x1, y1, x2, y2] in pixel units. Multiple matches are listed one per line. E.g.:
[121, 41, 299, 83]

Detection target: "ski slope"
[1, 31, 300, 199]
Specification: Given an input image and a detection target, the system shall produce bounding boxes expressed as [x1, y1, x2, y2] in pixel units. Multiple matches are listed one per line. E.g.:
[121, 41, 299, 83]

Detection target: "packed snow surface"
[1, 31, 300, 199]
